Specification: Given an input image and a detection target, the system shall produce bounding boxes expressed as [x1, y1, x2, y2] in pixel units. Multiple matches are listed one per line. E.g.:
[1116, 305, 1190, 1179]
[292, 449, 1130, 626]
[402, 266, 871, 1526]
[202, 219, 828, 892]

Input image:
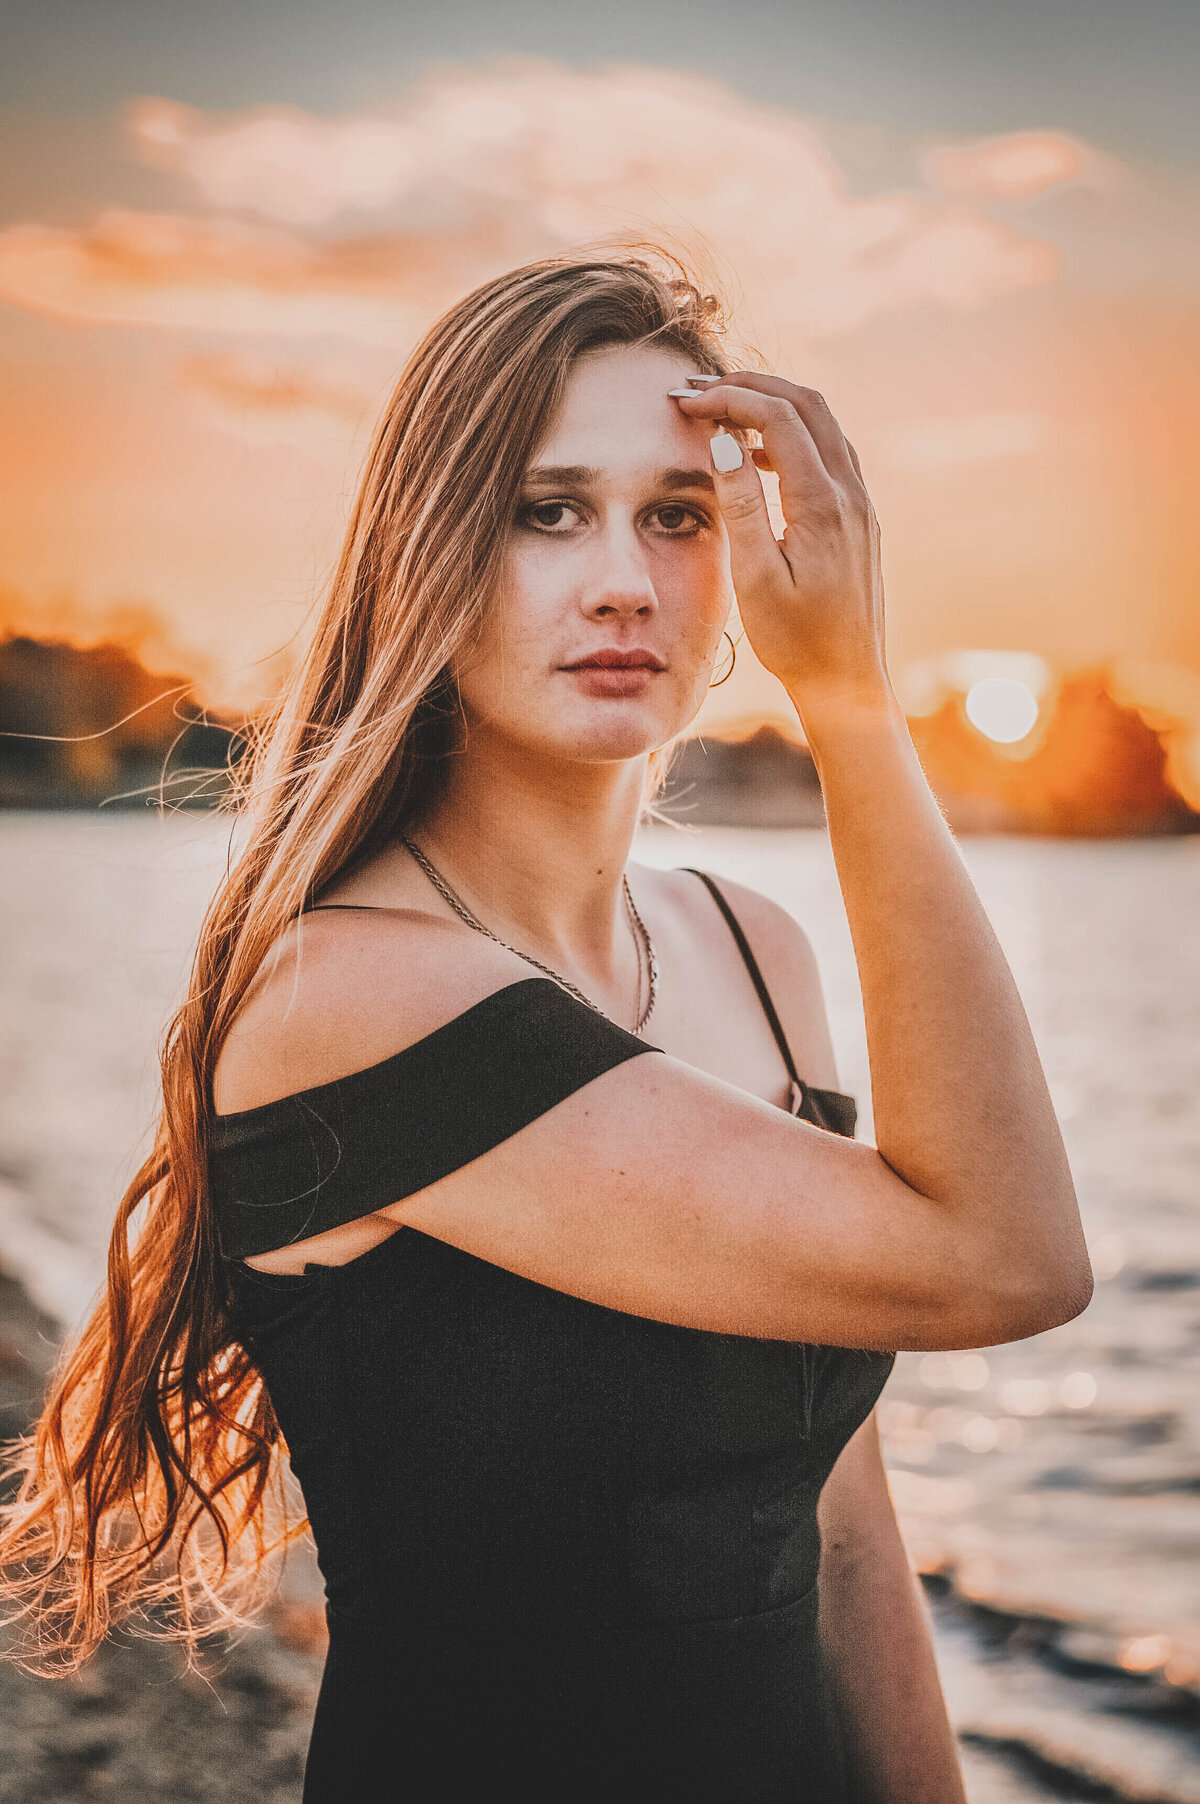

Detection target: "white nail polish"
[685, 374, 722, 384]
[710, 432, 743, 473]
[668, 387, 705, 398]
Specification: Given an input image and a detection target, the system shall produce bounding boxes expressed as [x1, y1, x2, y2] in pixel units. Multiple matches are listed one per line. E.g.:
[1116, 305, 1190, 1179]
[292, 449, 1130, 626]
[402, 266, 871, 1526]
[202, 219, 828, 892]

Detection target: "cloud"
[920, 131, 1091, 203]
[871, 410, 1049, 473]
[0, 61, 1073, 347]
[0, 207, 483, 339]
[131, 97, 420, 227]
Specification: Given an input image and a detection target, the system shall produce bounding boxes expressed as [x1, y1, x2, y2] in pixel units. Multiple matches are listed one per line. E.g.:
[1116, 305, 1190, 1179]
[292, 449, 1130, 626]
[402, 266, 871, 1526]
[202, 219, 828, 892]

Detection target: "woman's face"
[454, 341, 734, 768]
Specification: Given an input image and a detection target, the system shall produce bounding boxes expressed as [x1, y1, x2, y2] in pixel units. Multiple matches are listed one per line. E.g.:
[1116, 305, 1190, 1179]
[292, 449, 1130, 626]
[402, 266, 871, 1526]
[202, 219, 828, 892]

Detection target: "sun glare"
[964, 677, 1040, 743]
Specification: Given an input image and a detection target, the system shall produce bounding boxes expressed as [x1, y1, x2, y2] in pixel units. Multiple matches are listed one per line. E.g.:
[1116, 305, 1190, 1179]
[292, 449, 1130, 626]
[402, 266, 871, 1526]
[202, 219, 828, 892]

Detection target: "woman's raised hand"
[672, 375, 890, 713]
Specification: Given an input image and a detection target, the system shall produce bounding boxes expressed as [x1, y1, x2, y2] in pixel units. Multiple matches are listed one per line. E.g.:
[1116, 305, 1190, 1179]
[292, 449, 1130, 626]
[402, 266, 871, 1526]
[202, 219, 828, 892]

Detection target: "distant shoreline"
[5, 634, 1200, 835]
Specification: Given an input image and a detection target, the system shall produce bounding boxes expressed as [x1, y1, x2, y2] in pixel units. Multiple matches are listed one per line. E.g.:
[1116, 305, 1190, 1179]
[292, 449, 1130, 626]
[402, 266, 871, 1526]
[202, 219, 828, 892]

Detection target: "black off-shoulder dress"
[208, 869, 895, 1802]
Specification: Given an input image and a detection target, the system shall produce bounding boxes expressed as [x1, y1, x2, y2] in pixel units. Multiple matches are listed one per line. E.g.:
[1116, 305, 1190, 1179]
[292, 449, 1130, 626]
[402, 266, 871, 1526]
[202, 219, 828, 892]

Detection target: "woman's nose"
[583, 522, 658, 619]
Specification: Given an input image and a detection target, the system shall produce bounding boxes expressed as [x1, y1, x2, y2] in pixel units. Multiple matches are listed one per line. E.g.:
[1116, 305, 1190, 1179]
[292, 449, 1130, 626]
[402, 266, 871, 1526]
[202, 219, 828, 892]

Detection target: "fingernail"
[685, 374, 723, 384]
[710, 431, 743, 473]
[668, 387, 705, 398]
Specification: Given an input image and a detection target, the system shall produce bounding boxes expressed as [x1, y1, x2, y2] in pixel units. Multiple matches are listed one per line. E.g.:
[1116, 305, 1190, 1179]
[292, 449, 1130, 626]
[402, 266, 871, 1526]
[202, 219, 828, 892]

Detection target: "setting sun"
[964, 677, 1040, 744]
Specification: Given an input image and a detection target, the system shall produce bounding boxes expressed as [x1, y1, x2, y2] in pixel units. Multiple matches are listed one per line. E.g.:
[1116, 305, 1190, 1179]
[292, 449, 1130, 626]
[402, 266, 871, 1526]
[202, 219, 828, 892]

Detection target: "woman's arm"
[798, 684, 1090, 1331]
[817, 1412, 966, 1803]
[673, 374, 1093, 1333]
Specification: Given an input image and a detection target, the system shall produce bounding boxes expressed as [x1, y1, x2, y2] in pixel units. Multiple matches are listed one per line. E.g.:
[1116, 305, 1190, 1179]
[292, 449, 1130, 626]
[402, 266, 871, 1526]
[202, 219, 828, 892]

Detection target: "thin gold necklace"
[399, 832, 659, 1036]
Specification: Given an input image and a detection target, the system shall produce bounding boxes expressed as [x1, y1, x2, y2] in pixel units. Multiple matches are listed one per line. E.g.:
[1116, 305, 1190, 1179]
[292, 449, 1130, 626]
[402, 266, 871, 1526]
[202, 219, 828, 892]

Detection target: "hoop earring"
[708, 630, 737, 688]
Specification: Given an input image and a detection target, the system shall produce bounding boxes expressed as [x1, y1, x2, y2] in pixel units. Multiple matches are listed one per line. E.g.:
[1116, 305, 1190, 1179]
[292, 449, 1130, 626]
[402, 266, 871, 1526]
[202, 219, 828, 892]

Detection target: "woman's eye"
[518, 500, 707, 536]
[650, 504, 705, 536]
[520, 500, 581, 533]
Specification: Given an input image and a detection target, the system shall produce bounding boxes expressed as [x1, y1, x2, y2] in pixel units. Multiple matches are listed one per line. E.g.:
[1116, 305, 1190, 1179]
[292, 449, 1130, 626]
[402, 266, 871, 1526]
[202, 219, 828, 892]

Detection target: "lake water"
[2, 813, 1199, 1801]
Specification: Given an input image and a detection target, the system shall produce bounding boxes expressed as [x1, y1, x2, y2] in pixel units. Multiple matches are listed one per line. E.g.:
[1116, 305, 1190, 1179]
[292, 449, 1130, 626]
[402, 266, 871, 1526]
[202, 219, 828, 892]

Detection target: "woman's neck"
[407, 736, 650, 992]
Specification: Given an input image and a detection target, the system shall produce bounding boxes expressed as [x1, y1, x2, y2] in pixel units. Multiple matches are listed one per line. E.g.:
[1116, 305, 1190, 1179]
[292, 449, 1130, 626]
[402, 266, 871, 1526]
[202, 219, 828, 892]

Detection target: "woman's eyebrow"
[523, 464, 597, 488]
[659, 467, 717, 494]
[522, 465, 717, 493]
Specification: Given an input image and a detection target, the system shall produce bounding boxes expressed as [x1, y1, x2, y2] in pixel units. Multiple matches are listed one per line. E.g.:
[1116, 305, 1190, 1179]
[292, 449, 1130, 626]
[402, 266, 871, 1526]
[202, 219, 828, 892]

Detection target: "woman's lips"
[564, 663, 662, 697]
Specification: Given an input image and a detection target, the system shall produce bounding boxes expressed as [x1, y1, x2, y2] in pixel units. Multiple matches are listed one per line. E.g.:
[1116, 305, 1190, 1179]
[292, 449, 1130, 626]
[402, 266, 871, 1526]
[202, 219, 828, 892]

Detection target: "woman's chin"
[468, 696, 690, 766]
[511, 720, 669, 767]
[561, 705, 680, 763]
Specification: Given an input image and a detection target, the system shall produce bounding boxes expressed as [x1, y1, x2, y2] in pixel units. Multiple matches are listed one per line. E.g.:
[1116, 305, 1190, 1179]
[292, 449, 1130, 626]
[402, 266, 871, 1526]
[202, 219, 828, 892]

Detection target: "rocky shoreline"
[1, 1259, 1197, 1802]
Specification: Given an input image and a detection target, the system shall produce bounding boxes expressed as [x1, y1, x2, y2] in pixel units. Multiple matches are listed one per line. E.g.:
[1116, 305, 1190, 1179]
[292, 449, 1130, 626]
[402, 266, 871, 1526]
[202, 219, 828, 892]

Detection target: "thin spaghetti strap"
[680, 868, 811, 1117]
[302, 904, 385, 912]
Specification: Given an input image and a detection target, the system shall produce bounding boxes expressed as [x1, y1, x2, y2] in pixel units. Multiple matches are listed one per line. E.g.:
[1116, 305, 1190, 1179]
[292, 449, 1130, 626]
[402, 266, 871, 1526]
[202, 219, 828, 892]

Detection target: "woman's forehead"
[531, 344, 707, 473]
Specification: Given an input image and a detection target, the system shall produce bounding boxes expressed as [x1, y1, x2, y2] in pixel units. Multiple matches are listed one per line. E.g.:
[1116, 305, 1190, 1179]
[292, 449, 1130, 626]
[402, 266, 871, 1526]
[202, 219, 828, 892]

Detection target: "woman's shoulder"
[640, 861, 824, 991]
[211, 905, 530, 1117]
[639, 861, 835, 1088]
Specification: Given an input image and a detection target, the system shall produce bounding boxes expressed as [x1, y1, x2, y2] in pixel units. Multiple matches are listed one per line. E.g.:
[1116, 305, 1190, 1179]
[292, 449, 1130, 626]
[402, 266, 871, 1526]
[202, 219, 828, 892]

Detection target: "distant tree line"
[0, 636, 245, 810]
[2, 634, 1195, 834]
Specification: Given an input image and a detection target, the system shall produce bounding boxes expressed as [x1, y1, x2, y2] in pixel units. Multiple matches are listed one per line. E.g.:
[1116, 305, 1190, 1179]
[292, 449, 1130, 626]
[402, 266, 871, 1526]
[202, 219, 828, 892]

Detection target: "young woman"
[0, 256, 1091, 1801]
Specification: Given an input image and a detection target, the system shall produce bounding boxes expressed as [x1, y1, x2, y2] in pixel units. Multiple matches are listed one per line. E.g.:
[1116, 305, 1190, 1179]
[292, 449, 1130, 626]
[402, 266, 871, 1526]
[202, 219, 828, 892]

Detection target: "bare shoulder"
[642, 861, 822, 979]
[211, 906, 532, 1116]
[638, 861, 839, 1088]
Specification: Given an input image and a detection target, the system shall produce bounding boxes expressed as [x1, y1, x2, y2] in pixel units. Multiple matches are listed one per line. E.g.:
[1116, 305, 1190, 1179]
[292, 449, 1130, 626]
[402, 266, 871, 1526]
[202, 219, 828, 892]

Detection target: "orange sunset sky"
[1, 0, 1197, 739]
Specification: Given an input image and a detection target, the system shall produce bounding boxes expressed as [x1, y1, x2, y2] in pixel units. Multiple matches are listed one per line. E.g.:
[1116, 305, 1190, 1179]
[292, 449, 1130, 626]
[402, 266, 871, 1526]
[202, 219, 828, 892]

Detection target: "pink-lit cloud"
[0, 208, 481, 339]
[920, 130, 1092, 203]
[0, 62, 1078, 348]
[131, 97, 421, 226]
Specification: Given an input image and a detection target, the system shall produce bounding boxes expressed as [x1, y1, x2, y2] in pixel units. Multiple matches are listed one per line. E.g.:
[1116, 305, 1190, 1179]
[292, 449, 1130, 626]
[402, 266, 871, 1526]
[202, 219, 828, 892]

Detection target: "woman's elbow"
[979, 1244, 1095, 1344]
[912, 1212, 1095, 1349]
[1020, 1254, 1095, 1336]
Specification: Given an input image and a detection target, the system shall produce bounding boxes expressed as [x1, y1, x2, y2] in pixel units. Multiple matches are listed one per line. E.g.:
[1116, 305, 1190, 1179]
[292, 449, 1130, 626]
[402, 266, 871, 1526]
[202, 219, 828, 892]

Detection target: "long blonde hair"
[0, 252, 733, 1672]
